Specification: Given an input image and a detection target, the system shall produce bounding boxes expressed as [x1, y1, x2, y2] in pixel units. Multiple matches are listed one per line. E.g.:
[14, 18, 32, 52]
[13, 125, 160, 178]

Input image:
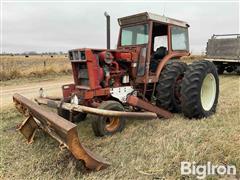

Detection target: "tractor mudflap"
[13, 93, 109, 171]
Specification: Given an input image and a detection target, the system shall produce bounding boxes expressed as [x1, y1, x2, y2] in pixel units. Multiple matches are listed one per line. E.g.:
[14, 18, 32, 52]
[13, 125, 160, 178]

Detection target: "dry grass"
[0, 75, 239, 179]
[0, 55, 71, 81]
[0, 54, 203, 82]
[181, 55, 206, 63]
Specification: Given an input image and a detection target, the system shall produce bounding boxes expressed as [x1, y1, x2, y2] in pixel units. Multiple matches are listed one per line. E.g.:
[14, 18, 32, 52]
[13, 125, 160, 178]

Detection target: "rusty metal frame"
[126, 95, 172, 118]
[13, 93, 109, 171]
[35, 96, 158, 119]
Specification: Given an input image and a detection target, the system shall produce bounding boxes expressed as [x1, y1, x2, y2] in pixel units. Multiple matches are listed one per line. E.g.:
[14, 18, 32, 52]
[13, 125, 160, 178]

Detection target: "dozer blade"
[13, 93, 109, 171]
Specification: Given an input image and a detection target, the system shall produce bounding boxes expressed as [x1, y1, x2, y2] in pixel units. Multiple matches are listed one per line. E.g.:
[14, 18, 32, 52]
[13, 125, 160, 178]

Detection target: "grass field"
[0, 55, 71, 81]
[0, 74, 239, 179]
[0, 55, 204, 82]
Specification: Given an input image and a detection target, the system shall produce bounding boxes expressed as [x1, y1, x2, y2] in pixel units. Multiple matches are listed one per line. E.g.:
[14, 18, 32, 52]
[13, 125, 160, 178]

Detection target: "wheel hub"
[105, 117, 120, 132]
[200, 73, 217, 111]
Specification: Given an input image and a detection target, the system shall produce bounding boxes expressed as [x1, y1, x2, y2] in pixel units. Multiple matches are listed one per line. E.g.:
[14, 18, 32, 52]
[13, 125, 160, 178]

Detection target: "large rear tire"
[181, 60, 219, 119]
[156, 61, 187, 112]
[91, 101, 125, 137]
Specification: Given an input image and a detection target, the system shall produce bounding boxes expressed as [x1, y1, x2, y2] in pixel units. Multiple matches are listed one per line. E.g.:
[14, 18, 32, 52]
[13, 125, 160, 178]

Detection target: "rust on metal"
[105, 117, 120, 132]
[126, 95, 173, 119]
[35, 97, 158, 119]
[17, 116, 38, 144]
[13, 93, 110, 171]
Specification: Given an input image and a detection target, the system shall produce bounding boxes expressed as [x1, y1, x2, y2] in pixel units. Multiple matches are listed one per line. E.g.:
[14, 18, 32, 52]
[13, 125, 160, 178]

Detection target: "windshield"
[121, 24, 148, 46]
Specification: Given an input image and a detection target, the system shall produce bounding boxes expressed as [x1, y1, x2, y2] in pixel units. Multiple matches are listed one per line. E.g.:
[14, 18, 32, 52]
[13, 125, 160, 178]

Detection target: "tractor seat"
[150, 46, 167, 72]
[153, 46, 167, 59]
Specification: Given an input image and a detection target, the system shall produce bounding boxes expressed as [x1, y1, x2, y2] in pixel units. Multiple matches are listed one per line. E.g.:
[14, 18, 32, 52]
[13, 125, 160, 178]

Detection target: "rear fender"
[155, 52, 190, 78]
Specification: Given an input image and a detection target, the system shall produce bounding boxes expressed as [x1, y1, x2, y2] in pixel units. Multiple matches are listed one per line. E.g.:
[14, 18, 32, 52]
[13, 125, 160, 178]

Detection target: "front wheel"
[181, 60, 219, 119]
[91, 101, 126, 137]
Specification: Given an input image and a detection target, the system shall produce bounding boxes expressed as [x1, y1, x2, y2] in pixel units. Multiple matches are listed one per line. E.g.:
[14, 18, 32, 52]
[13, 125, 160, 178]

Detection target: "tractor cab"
[118, 12, 190, 78]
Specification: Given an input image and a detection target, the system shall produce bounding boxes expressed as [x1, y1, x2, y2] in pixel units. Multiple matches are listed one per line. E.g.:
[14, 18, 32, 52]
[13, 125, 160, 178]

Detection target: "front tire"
[91, 101, 126, 137]
[181, 60, 219, 119]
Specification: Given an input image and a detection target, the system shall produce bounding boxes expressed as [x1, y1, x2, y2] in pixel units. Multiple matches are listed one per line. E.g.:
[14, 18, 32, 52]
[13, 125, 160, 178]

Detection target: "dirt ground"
[0, 75, 72, 108]
[0, 74, 239, 179]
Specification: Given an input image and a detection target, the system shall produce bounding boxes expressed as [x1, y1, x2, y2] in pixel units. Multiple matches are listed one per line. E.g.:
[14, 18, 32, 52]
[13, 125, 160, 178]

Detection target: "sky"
[2, 1, 239, 54]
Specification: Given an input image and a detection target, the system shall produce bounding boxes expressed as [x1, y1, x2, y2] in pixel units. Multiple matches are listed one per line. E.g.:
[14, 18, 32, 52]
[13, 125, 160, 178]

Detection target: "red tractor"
[13, 12, 219, 171]
[58, 12, 219, 136]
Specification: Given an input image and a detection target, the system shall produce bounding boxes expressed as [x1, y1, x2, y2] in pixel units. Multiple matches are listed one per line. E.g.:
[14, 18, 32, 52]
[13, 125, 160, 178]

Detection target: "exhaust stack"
[104, 12, 110, 49]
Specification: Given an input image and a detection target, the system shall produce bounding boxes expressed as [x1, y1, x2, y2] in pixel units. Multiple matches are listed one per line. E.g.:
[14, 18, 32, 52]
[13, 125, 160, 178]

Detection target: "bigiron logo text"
[181, 161, 237, 179]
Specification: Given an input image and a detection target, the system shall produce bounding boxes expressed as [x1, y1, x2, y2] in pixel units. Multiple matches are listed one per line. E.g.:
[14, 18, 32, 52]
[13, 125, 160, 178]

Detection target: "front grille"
[68, 50, 89, 87]
[78, 64, 89, 86]
[69, 50, 86, 61]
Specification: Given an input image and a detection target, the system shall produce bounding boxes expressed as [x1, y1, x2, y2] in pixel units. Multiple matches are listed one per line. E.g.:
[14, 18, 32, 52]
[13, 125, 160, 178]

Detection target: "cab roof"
[118, 12, 189, 28]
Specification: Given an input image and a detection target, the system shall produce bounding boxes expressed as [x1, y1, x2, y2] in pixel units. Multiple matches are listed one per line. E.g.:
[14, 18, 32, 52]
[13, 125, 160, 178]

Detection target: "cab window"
[121, 24, 148, 46]
[171, 26, 189, 51]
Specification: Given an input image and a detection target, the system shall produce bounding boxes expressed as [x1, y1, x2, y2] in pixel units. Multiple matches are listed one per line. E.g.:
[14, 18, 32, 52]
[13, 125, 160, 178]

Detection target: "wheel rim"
[105, 117, 120, 132]
[200, 73, 217, 111]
